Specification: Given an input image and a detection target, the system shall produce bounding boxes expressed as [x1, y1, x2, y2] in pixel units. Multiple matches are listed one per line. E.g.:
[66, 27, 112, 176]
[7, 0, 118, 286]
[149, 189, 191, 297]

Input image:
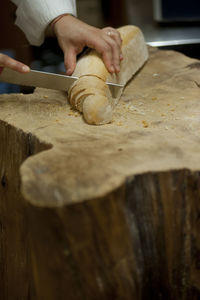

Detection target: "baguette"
[68, 25, 148, 125]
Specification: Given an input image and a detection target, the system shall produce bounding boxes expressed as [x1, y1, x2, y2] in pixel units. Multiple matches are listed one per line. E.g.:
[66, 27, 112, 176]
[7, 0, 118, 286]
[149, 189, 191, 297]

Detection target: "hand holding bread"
[53, 15, 122, 75]
[68, 25, 149, 125]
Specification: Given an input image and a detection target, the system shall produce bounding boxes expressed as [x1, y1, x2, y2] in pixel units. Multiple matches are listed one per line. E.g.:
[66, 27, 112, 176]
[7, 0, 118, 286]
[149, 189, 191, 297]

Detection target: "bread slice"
[68, 25, 148, 125]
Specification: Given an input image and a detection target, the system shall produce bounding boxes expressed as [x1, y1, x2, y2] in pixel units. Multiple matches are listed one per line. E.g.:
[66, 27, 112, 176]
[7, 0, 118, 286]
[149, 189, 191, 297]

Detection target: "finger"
[0, 54, 30, 73]
[103, 28, 123, 62]
[101, 44, 115, 74]
[103, 27, 123, 62]
[109, 32, 123, 61]
[103, 27, 122, 48]
[98, 40, 115, 73]
[103, 35, 121, 73]
[86, 37, 115, 73]
[64, 48, 77, 75]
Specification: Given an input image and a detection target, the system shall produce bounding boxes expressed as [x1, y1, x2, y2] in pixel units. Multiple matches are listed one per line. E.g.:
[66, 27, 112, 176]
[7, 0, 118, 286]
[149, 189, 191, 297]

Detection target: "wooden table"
[0, 47, 200, 299]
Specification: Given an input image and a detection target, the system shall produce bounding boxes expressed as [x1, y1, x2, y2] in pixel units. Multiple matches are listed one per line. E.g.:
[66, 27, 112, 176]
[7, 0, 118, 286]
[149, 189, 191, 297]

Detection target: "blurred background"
[1, 0, 200, 93]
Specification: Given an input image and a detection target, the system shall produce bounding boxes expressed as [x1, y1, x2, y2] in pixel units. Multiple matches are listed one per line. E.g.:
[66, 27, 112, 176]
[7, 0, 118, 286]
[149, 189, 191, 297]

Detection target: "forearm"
[10, 1, 122, 75]
[11, 0, 77, 46]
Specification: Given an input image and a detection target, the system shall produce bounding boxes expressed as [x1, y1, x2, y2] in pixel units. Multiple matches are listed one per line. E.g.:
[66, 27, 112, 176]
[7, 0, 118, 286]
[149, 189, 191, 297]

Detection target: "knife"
[0, 68, 124, 98]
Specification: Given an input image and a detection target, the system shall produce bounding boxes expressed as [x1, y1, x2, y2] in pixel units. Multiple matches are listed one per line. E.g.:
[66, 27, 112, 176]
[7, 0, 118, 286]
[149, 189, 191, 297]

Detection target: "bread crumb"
[43, 95, 49, 99]
[142, 120, 149, 128]
[152, 97, 157, 101]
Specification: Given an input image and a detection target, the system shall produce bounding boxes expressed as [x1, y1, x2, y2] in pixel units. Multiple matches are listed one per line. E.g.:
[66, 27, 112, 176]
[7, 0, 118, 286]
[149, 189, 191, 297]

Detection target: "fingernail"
[66, 69, 72, 75]
[22, 65, 30, 72]
[116, 66, 120, 73]
[110, 66, 115, 73]
[120, 54, 123, 60]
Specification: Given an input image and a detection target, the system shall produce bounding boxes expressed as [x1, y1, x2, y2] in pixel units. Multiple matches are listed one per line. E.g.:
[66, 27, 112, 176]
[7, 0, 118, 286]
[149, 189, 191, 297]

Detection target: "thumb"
[64, 48, 77, 75]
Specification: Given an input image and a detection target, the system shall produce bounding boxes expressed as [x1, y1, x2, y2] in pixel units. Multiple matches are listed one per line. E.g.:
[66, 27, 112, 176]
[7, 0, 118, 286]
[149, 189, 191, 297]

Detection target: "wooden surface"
[0, 47, 200, 299]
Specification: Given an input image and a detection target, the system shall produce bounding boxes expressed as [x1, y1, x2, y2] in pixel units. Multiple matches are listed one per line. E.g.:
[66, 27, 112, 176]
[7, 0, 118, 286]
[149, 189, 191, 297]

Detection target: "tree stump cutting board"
[0, 47, 200, 300]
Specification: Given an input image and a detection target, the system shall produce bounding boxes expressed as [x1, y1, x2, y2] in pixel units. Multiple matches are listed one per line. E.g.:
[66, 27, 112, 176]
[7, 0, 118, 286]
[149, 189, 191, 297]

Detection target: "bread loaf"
[68, 25, 148, 125]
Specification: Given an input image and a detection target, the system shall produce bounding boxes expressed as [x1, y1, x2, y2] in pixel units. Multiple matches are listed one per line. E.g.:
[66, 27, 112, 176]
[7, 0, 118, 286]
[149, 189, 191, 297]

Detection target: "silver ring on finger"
[106, 30, 114, 37]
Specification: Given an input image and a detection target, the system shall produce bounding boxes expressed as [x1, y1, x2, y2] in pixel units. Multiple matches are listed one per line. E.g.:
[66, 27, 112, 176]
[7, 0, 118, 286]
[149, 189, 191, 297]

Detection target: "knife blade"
[0, 68, 124, 98]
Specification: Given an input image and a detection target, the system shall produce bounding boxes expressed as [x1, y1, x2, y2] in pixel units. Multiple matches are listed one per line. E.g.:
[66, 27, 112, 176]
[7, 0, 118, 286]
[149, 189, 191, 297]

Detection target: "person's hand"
[53, 15, 123, 75]
[0, 53, 30, 73]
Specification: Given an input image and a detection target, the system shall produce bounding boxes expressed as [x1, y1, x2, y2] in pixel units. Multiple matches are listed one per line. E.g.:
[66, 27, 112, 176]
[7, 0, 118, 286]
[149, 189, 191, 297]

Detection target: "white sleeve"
[11, 0, 77, 46]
